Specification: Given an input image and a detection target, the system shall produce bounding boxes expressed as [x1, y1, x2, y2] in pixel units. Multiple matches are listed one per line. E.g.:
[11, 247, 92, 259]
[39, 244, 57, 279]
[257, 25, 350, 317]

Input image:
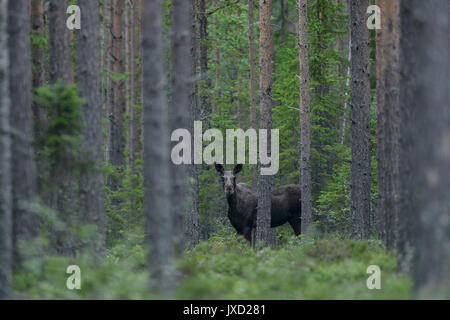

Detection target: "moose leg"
[242, 226, 252, 242]
[288, 217, 302, 236]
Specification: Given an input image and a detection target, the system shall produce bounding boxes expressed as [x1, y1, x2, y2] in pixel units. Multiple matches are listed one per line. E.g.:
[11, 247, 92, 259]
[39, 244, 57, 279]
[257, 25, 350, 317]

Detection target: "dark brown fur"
[215, 164, 302, 242]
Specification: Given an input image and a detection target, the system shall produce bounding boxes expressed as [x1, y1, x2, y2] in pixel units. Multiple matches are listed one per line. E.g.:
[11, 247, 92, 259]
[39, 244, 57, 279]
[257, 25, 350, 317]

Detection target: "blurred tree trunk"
[49, 0, 71, 83]
[213, 0, 220, 114]
[236, 10, 243, 128]
[376, 0, 400, 250]
[186, 0, 200, 249]
[103, 0, 112, 164]
[399, 0, 450, 297]
[298, 0, 312, 234]
[133, 0, 143, 163]
[349, 0, 371, 240]
[199, 0, 211, 117]
[248, 0, 258, 188]
[30, 0, 46, 138]
[171, 0, 192, 255]
[109, 0, 124, 168]
[125, 2, 133, 170]
[256, 0, 276, 247]
[8, 0, 40, 268]
[77, 0, 106, 256]
[48, 0, 76, 256]
[30, 0, 47, 199]
[0, 0, 12, 299]
[143, 0, 174, 294]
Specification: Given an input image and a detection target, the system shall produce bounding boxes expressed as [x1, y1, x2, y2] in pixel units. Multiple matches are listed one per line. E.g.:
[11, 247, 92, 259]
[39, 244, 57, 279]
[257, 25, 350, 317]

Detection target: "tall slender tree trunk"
[49, 0, 71, 84]
[8, 0, 39, 268]
[186, 0, 201, 249]
[248, 0, 258, 189]
[31, 0, 47, 199]
[236, 10, 243, 128]
[349, 0, 371, 240]
[143, 0, 174, 294]
[48, 0, 76, 256]
[213, 0, 220, 114]
[376, 0, 400, 250]
[109, 0, 124, 167]
[256, 0, 276, 247]
[133, 0, 142, 162]
[298, 0, 312, 234]
[0, 0, 12, 299]
[199, 0, 211, 117]
[171, 0, 192, 255]
[30, 0, 46, 136]
[103, 0, 112, 164]
[125, 2, 132, 168]
[399, 0, 450, 297]
[77, 0, 106, 256]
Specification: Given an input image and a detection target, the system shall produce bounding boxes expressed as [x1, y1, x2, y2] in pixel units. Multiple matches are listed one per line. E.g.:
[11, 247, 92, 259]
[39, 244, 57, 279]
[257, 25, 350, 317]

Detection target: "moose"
[215, 163, 302, 242]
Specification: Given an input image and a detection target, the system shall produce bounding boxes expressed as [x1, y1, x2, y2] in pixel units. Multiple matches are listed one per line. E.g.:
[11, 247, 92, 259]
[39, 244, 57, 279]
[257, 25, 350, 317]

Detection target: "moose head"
[215, 163, 243, 196]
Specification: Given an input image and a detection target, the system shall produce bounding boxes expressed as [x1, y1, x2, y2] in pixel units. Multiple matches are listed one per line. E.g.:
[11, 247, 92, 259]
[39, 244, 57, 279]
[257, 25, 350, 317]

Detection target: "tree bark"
[143, 0, 174, 294]
[49, 0, 71, 84]
[256, 0, 276, 247]
[77, 0, 106, 256]
[109, 0, 124, 167]
[133, 0, 142, 163]
[248, 0, 258, 188]
[199, 0, 211, 117]
[349, 0, 371, 240]
[376, 0, 400, 250]
[186, 0, 201, 249]
[30, 0, 46, 136]
[48, 0, 76, 256]
[8, 0, 39, 268]
[298, 0, 312, 234]
[0, 0, 12, 299]
[171, 0, 192, 255]
[398, 0, 450, 297]
[125, 2, 133, 169]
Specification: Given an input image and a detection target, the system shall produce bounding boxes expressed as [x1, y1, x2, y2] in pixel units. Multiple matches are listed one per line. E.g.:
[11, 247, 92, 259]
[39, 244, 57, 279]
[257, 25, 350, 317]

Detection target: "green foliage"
[178, 236, 411, 299]
[14, 234, 411, 300]
[105, 162, 145, 248]
[34, 81, 85, 165]
[14, 231, 152, 300]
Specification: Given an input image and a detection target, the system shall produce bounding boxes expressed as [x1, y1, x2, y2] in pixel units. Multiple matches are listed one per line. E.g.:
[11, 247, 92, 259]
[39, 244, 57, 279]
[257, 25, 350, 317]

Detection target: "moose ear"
[215, 162, 224, 174]
[233, 164, 243, 175]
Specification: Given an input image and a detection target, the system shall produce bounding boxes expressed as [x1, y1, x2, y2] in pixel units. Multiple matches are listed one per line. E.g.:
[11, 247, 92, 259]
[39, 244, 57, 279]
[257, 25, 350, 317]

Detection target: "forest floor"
[14, 231, 412, 299]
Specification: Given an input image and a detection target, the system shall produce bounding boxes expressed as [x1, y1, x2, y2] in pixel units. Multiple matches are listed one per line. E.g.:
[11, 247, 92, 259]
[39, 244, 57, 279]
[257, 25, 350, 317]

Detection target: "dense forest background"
[0, 0, 449, 299]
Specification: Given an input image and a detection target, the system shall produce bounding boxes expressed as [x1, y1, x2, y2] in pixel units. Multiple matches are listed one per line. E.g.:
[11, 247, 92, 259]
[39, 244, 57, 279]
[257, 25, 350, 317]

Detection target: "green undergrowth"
[177, 235, 412, 299]
[14, 234, 412, 299]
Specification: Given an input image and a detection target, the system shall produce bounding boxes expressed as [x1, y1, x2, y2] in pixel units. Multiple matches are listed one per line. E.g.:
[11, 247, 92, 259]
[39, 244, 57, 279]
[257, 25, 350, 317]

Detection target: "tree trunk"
[8, 0, 39, 269]
[199, 0, 211, 117]
[125, 2, 133, 169]
[77, 0, 106, 256]
[48, 0, 76, 256]
[0, 0, 12, 299]
[49, 0, 71, 84]
[349, 0, 371, 240]
[143, 0, 174, 294]
[398, 0, 450, 297]
[256, 0, 276, 247]
[298, 0, 312, 234]
[171, 0, 192, 255]
[186, 0, 201, 249]
[248, 0, 258, 188]
[133, 0, 142, 163]
[376, 0, 400, 250]
[30, 0, 46, 137]
[109, 0, 124, 167]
